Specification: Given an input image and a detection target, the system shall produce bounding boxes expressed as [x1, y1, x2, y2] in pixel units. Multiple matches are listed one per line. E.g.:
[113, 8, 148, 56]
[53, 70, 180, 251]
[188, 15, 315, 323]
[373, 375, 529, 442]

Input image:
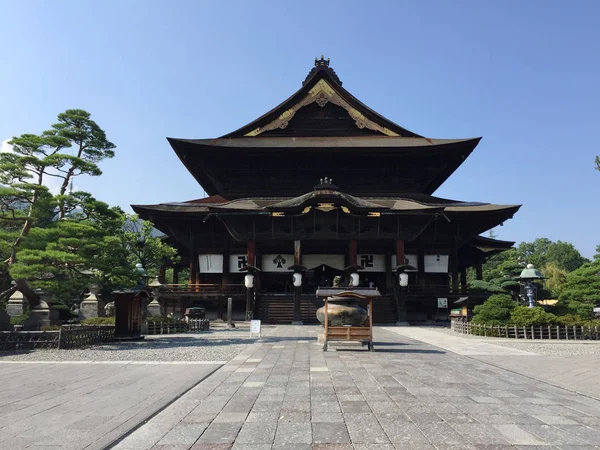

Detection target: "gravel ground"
[422, 325, 600, 356]
[0, 325, 278, 362]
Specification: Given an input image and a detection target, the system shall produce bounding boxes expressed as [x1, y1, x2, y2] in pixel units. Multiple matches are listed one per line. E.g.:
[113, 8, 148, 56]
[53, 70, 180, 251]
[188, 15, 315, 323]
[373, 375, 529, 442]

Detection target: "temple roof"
[221, 56, 423, 139]
[132, 191, 520, 218]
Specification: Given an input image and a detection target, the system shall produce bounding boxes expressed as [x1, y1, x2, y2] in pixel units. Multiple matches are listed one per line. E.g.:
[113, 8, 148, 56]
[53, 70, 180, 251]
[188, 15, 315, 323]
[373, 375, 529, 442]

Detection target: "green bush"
[10, 313, 30, 325]
[472, 294, 517, 325]
[510, 306, 557, 326]
[147, 316, 177, 323]
[81, 317, 115, 325]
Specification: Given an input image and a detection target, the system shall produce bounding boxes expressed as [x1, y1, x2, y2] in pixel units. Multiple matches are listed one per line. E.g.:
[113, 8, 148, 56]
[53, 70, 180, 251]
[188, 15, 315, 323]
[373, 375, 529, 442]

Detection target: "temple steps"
[257, 295, 398, 324]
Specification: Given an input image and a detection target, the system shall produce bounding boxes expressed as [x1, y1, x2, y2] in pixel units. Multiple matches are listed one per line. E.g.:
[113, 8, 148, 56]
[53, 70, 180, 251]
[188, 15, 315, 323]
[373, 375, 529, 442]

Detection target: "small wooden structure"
[317, 287, 380, 351]
[113, 290, 150, 340]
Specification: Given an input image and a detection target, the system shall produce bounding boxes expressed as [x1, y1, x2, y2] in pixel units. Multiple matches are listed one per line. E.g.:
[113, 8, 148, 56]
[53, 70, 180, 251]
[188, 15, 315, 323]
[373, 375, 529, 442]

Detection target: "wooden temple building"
[132, 57, 520, 324]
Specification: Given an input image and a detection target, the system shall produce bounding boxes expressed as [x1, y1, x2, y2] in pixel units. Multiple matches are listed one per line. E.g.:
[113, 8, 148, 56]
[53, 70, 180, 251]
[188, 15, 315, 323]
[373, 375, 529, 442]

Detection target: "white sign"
[303, 254, 345, 271]
[358, 254, 385, 272]
[250, 320, 261, 336]
[198, 254, 223, 273]
[391, 254, 418, 271]
[425, 255, 449, 273]
[262, 254, 294, 272]
[230, 254, 248, 272]
[437, 298, 448, 308]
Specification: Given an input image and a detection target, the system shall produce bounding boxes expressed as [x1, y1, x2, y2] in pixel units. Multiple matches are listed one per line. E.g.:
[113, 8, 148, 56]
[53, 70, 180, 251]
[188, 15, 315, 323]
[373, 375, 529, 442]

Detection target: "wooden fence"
[0, 325, 115, 351]
[59, 325, 115, 349]
[146, 319, 210, 335]
[451, 320, 600, 340]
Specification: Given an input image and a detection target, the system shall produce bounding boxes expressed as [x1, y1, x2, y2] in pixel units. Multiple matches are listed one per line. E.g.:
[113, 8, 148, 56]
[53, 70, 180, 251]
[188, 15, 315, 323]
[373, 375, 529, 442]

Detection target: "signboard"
[262, 254, 294, 272]
[390, 254, 418, 271]
[230, 254, 248, 273]
[358, 254, 385, 272]
[424, 255, 449, 273]
[198, 254, 223, 273]
[437, 297, 448, 308]
[303, 254, 345, 271]
[250, 319, 261, 337]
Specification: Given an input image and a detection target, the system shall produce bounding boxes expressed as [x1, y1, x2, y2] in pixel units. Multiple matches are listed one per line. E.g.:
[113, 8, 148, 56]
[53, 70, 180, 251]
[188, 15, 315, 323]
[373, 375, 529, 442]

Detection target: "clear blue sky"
[1, 1, 599, 258]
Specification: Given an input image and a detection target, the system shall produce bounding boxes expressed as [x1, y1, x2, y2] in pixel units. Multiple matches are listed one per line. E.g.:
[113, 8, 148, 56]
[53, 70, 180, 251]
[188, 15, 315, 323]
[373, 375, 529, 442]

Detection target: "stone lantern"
[516, 264, 546, 308]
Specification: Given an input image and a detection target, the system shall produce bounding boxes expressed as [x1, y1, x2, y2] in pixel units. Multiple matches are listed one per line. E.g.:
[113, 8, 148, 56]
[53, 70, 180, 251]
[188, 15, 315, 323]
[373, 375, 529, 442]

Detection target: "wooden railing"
[163, 284, 245, 296]
[0, 325, 115, 350]
[451, 320, 600, 340]
[146, 319, 210, 335]
[59, 325, 115, 349]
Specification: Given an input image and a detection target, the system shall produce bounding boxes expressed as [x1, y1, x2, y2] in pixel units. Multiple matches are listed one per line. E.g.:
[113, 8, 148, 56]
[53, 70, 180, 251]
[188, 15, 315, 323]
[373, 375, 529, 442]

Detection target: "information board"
[250, 320, 261, 337]
[437, 298, 448, 308]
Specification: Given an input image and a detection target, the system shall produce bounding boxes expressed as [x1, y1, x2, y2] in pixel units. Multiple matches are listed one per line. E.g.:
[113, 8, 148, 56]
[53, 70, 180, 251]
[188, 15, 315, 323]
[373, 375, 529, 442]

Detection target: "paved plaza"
[5, 326, 600, 449]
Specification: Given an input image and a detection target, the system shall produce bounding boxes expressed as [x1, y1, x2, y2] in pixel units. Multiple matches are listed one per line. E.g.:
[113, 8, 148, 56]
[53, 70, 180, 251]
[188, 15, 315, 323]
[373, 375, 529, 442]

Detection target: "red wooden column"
[219, 244, 230, 321]
[396, 240, 405, 266]
[292, 239, 303, 324]
[245, 240, 256, 321]
[395, 239, 408, 324]
[349, 239, 358, 266]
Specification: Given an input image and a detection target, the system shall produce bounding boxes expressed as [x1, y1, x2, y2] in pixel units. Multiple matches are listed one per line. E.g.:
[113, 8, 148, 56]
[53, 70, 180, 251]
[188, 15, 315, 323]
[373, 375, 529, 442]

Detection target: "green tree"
[556, 259, 600, 318]
[545, 241, 588, 272]
[516, 238, 552, 269]
[0, 110, 115, 265]
[472, 294, 517, 325]
[595, 155, 600, 172]
[541, 263, 568, 297]
[119, 215, 180, 279]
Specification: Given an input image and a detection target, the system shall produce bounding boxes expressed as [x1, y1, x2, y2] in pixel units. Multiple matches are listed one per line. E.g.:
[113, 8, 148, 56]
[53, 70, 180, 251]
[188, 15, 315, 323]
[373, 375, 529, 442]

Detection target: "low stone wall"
[0, 325, 115, 351]
[451, 319, 600, 340]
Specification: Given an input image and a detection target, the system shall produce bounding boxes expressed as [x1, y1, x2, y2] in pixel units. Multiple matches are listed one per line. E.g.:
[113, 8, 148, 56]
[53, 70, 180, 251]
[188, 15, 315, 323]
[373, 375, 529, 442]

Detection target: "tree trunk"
[58, 139, 84, 219]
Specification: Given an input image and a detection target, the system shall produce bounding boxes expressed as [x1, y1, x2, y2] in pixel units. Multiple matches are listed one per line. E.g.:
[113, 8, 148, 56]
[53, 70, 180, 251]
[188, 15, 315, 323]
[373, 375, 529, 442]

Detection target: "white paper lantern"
[350, 272, 360, 287]
[244, 273, 254, 289]
[399, 272, 409, 287]
[292, 272, 302, 287]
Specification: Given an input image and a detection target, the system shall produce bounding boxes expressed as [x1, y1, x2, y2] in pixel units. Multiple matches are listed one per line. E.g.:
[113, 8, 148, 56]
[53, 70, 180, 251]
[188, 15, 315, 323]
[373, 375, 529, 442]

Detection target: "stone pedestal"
[26, 290, 60, 330]
[79, 285, 105, 320]
[147, 299, 163, 317]
[7, 290, 26, 317]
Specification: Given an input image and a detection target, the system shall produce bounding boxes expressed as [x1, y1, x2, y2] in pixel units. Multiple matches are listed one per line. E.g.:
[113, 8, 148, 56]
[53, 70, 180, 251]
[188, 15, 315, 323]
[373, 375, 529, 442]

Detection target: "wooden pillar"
[219, 245, 230, 321]
[189, 249, 198, 288]
[245, 240, 256, 321]
[172, 266, 180, 285]
[450, 244, 459, 293]
[395, 239, 408, 324]
[395, 240, 405, 267]
[460, 267, 467, 292]
[158, 264, 166, 284]
[476, 259, 483, 281]
[417, 241, 425, 285]
[349, 239, 358, 266]
[384, 250, 393, 295]
[292, 239, 302, 324]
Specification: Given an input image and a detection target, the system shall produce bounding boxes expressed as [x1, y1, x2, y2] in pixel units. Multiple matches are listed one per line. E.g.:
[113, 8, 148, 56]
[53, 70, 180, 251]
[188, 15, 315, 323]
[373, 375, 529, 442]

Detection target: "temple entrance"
[306, 264, 343, 293]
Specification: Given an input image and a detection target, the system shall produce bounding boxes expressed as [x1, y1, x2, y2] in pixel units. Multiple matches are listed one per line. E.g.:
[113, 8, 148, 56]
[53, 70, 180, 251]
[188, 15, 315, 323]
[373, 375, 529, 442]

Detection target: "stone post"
[79, 284, 105, 320]
[7, 290, 26, 317]
[27, 289, 60, 329]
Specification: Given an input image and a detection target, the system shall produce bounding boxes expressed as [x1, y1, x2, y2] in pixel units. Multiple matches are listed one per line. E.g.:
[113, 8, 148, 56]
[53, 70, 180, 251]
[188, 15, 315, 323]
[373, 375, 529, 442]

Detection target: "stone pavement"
[387, 326, 600, 401]
[113, 325, 600, 449]
[0, 361, 222, 450]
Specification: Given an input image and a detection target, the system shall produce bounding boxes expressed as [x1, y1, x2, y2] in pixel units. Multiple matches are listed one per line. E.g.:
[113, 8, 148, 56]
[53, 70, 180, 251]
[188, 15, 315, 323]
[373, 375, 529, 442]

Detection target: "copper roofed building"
[133, 57, 520, 324]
